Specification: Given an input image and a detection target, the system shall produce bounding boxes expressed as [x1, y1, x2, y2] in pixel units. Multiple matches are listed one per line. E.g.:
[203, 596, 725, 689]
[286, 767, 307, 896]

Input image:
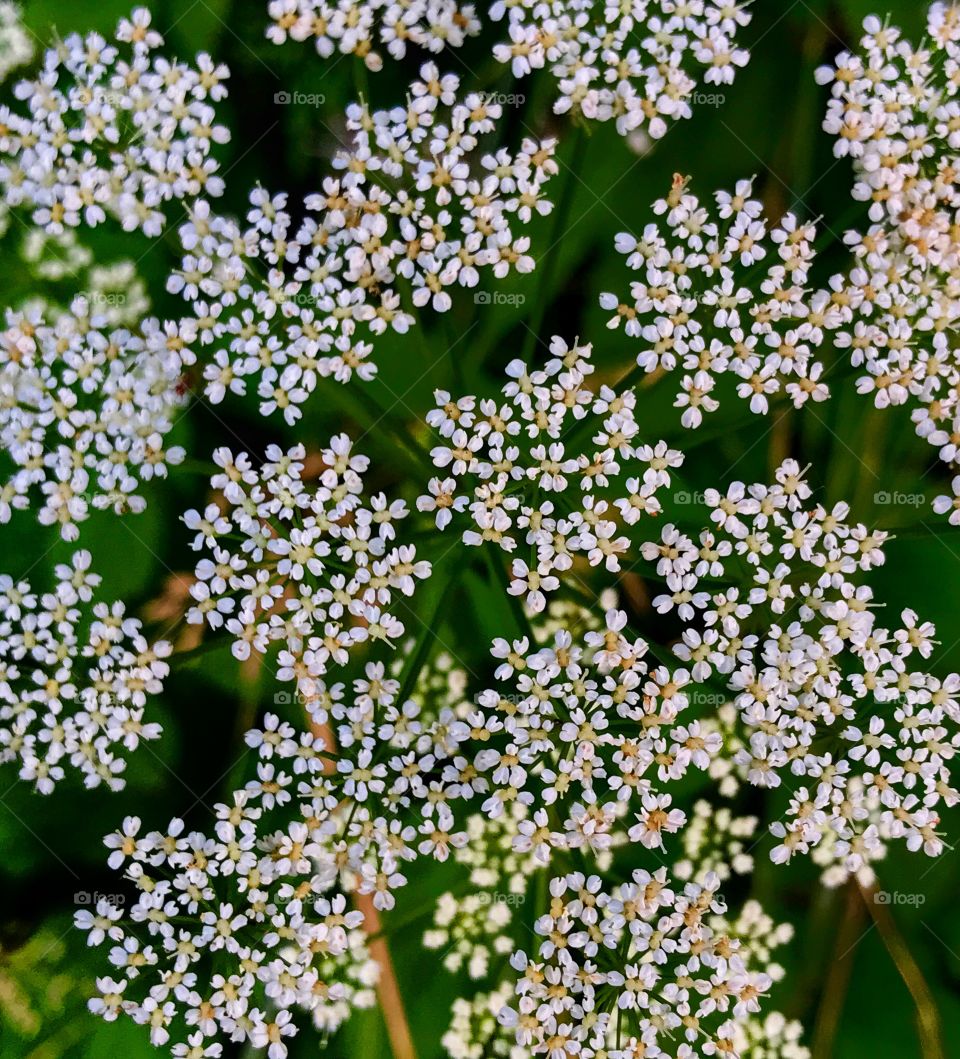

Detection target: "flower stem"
[520, 124, 589, 364]
[859, 883, 945, 1059]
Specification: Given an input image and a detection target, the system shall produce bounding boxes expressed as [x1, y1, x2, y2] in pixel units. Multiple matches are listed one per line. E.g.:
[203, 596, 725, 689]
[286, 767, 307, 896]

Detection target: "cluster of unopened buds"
[601, 174, 834, 426]
[0, 1, 32, 81]
[0, 298, 190, 539]
[672, 798, 757, 883]
[419, 336, 683, 611]
[266, 0, 480, 69]
[424, 891, 515, 979]
[490, 0, 751, 141]
[644, 460, 960, 870]
[168, 63, 557, 414]
[14, 228, 151, 327]
[0, 8, 229, 236]
[184, 437, 431, 680]
[0, 550, 169, 793]
[816, 5, 960, 524]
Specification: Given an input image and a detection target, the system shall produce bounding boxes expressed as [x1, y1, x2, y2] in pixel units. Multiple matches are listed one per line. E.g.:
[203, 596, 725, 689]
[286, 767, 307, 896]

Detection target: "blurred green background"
[2, 0, 960, 1057]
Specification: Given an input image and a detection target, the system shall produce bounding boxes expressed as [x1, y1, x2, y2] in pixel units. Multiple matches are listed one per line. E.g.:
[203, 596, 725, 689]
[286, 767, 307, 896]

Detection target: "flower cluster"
[0, 8, 229, 236]
[691, 708, 892, 889]
[465, 610, 720, 859]
[0, 299, 189, 539]
[169, 64, 557, 414]
[452, 803, 544, 896]
[0, 551, 169, 793]
[184, 437, 431, 682]
[672, 799, 757, 883]
[443, 983, 522, 1059]
[491, 0, 751, 140]
[419, 336, 682, 611]
[0, 1, 32, 81]
[266, 0, 480, 69]
[80, 654, 479, 1055]
[601, 175, 834, 425]
[644, 460, 960, 868]
[10, 222, 151, 326]
[500, 868, 776, 1058]
[81, 805, 379, 1054]
[424, 891, 515, 979]
[731, 1012, 810, 1059]
[816, 7, 960, 524]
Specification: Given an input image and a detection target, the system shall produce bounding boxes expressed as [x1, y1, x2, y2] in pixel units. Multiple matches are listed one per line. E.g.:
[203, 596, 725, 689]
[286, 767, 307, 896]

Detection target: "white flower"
[420, 338, 681, 611]
[266, 0, 481, 71]
[818, 9, 960, 524]
[0, 10, 228, 234]
[500, 868, 781, 1057]
[0, 553, 168, 793]
[645, 461, 960, 867]
[167, 66, 557, 408]
[184, 437, 430, 684]
[601, 175, 833, 426]
[0, 303, 190, 538]
[489, 0, 751, 139]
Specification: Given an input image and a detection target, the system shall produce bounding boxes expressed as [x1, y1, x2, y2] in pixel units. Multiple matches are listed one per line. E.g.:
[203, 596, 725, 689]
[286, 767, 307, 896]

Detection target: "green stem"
[484, 546, 538, 645]
[519, 124, 589, 364]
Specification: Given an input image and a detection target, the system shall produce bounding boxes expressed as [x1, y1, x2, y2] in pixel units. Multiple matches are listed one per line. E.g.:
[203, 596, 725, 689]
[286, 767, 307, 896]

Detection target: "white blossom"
[0, 550, 169, 792]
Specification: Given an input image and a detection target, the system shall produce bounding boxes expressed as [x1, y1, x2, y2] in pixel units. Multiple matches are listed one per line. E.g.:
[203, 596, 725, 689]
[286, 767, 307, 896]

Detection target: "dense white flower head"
[645, 460, 960, 867]
[424, 891, 516, 980]
[80, 652, 481, 1054]
[490, 0, 751, 138]
[266, 0, 481, 69]
[419, 336, 682, 611]
[499, 868, 778, 1059]
[464, 610, 719, 859]
[81, 798, 379, 1055]
[0, 8, 229, 235]
[442, 893, 804, 1059]
[442, 983, 525, 1059]
[184, 437, 431, 681]
[816, 6, 960, 523]
[672, 799, 757, 883]
[601, 175, 834, 425]
[167, 63, 557, 415]
[0, 298, 190, 540]
[0, 551, 169, 793]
